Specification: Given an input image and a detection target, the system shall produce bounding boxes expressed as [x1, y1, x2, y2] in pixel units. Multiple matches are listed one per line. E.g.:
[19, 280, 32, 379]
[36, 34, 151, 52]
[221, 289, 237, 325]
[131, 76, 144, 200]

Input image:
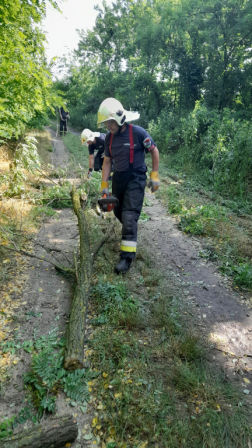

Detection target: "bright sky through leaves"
[42, 0, 115, 62]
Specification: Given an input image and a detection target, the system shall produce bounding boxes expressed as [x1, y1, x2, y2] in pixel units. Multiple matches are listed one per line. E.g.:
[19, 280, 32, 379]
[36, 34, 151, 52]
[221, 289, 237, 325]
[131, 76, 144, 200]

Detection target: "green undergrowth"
[0, 327, 95, 438]
[85, 272, 250, 447]
[149, 104, 252, 202]
[32, 170, 102, 211]
[155, 165, 252, 290]
[0, 407, 36, 439]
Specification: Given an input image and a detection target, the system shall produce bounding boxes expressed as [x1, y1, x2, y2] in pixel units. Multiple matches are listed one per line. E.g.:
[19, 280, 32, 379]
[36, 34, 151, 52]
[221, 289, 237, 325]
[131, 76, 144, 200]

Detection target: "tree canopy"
[55, 0, 252, 129]
[0, 0, 60, 140]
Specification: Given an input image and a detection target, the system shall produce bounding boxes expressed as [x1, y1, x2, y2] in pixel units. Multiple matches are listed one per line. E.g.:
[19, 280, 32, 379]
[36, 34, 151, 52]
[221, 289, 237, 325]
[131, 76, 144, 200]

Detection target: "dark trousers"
[60, 119, 67, 135]
[94, 151, 104, 171]
[112, 170, 146, 260]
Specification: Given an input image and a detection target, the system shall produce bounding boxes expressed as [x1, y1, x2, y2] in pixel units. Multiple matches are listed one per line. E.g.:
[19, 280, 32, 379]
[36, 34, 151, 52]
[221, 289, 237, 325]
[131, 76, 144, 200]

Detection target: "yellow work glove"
[148, 171, 160, 192]
[100, 181, 109, 197]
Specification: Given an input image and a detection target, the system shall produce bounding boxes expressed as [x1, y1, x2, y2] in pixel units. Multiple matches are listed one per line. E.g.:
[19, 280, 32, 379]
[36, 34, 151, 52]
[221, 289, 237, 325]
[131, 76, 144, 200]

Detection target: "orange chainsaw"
[98, 193, 119, 212]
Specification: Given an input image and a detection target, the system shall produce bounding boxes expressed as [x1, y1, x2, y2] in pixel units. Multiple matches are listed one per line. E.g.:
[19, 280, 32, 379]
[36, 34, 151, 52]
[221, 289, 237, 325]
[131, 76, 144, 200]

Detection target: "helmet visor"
[97, 111, 111, 126]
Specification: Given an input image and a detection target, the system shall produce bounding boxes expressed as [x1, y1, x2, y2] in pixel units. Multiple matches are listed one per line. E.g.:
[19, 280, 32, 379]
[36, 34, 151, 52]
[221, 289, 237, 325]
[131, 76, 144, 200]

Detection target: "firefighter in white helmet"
[97, 97, 160, 274]
[81, 128, 106, 178]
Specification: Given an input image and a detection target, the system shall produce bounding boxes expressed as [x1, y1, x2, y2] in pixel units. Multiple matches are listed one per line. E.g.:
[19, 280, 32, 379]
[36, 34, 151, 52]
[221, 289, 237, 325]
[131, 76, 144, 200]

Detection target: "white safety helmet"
[81, 128, 100, 146]
[97, 97, 140, 127]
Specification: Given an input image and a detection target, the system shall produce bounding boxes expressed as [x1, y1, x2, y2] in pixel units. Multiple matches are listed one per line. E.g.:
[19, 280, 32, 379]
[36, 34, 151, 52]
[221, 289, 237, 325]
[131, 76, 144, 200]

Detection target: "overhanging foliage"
[0, 0, 61, 140]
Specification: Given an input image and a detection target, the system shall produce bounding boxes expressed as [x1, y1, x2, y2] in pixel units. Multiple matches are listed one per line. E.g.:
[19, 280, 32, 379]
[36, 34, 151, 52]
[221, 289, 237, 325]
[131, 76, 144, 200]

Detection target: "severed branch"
[1, 229, 72, 267]
[214, 347, 252, 358]
[44, 197, 71, 206]
[0, 244, 75, 275]
[0, 225, 18, 250]
[35, 167, 59, 186]
[28, 238, 72, 266]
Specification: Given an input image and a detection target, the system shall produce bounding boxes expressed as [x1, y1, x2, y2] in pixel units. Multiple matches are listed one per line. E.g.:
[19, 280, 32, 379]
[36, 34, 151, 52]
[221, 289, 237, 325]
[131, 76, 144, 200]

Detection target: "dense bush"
[152, 103, 252, 198]
[148, 108, 182, 152]
[68, 107, 97, 131]
[26, 111, 50, 130]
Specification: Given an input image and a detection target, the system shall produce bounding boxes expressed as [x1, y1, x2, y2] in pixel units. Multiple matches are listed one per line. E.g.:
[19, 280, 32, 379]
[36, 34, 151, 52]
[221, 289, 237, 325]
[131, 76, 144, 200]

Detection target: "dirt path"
[138, 195, 252, 399]
[1, 130, 252, 445]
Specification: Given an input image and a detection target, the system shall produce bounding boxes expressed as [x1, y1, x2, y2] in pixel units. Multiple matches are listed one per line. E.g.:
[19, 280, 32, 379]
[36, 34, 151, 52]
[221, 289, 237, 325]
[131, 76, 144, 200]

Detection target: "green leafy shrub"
[37, 181, 72, 208]
[148, 108, 182, 152]
[0, 416, 16, 439]
[0, 407, 41, 439]
[139, 209, 150, 222]
[6, 136, 41, 197]
[22, 328, 93, 417]
[178, 204, 225, 235]
[166, 186, 184, 214]
[179, 213, 205, 235]
[220, 261, 252, 289]
[233, 263, 252, 288]
[168, 103, 252, 198]
[26, 111, 49, 130]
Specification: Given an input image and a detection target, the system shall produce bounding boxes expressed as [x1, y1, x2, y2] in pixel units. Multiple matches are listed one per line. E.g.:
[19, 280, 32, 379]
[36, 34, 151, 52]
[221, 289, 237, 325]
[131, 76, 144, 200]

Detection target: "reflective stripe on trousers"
[120, 240, 137, 253]
[112, 170, 146, 260]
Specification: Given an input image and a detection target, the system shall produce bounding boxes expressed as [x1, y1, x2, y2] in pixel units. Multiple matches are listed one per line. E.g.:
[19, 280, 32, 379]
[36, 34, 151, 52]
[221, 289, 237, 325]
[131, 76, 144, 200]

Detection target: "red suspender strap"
[109, 125, 134, 164]
[129, 124, 134, 165]
[109, 132, 113, 157]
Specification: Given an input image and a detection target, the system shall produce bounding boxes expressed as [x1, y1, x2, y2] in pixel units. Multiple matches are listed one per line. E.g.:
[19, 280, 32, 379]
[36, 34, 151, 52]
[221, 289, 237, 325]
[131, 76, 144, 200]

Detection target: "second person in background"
[81, 128, 106, 178]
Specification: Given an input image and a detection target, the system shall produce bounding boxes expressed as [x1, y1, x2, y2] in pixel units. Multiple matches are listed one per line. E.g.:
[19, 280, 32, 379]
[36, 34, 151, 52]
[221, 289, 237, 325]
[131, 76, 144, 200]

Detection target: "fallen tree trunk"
[64, 187, 93, 370]
[0, 414, 77, 448]
[64, 187, 115, 370]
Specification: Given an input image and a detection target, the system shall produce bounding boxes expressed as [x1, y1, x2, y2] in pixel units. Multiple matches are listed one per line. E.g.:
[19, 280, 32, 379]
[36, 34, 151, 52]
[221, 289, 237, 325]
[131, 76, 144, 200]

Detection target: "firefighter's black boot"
[115, 258, 131, 274]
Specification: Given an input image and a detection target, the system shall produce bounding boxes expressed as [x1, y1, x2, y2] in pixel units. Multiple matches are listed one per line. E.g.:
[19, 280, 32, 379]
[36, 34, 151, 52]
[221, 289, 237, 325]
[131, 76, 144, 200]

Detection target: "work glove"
[87, 168, 93, 179]
[100, 181, 109, 197]
[148, 171, 160, 192]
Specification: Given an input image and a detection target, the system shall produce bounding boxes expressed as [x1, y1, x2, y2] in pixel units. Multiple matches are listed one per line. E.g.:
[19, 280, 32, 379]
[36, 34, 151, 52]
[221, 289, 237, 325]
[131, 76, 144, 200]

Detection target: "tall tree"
[0, 0, 60, 139]
[57, 0, 252, 130]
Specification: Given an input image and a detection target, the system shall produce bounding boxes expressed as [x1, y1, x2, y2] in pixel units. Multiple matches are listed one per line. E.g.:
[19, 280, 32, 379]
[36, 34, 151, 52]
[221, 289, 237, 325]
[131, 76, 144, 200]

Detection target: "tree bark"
[64, 187, 115, 371]
[64, 187, 93, 370]
[0, 414, 77, 448]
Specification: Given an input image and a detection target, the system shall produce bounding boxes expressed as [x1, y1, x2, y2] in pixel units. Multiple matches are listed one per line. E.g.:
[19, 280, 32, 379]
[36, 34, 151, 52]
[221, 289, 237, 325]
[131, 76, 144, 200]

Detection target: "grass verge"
[84, 261, 251, 447]
[152, 154, 252, 291]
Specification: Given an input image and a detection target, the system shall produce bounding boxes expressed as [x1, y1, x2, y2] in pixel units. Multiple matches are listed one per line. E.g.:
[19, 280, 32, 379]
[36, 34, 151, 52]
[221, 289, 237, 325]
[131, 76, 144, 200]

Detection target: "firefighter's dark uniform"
[88, 134, 106, 171]
[60, 107, 69, 136]
[104, 123, 156, 260]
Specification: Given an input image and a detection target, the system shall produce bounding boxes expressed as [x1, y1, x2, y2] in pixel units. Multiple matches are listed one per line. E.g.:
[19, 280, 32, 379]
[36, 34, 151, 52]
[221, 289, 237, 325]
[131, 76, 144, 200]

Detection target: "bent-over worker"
[81, 129, 106, 178]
